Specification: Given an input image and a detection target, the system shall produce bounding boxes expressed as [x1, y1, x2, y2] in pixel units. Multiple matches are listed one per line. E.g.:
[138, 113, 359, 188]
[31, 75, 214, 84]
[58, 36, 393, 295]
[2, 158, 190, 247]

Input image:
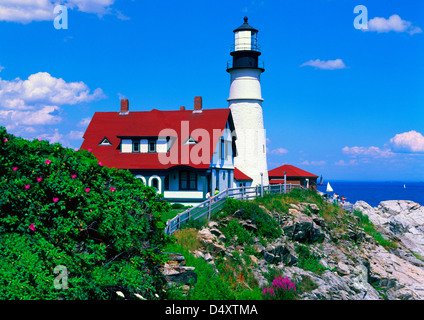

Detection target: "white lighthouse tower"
[227, 17, 269, 187]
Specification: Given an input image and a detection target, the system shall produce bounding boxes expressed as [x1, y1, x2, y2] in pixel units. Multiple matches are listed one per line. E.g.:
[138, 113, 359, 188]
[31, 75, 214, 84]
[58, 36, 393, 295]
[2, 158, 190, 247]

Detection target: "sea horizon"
[316, 180, 424, 208]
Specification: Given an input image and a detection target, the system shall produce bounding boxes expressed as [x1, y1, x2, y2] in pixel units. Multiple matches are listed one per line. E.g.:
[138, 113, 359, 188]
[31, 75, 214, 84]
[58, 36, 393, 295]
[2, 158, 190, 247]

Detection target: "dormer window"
[119, 137, 168, 153]
[98, 137, 112, 146]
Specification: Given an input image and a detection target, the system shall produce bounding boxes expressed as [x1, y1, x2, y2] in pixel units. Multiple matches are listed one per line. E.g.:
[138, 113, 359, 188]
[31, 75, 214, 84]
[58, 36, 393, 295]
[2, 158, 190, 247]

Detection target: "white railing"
[164, 183, 304, 235]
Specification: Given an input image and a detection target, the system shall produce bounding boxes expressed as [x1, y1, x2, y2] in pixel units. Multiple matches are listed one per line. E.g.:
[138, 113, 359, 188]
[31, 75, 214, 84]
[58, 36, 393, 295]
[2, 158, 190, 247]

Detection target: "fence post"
[208, 198, 211, 220]
[177, 213, 180, 230]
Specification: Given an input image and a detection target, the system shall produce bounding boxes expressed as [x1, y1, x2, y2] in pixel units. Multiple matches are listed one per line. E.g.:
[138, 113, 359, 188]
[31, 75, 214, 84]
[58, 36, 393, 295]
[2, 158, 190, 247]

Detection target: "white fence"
[164, 183, 304, 235]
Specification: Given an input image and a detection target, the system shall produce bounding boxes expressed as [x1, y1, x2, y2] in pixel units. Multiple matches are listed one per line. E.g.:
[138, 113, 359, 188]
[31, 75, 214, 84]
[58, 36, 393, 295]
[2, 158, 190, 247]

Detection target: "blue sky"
[0, 0, 423, 181]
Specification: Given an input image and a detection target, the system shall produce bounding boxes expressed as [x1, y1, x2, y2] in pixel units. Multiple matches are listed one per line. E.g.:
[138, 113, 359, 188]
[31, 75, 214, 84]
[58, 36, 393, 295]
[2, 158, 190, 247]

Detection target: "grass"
[295, 245, 328, 275]
[353, 210, 398, 250]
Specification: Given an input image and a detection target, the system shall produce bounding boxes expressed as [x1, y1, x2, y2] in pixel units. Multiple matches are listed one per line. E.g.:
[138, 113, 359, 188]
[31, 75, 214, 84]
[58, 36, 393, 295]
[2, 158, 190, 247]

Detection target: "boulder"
[282, 212, 324, 243]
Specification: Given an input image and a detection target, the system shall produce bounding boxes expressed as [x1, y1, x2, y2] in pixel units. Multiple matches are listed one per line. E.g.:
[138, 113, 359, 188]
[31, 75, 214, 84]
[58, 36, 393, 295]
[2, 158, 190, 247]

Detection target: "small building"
[81, 97, 237, 205]
[268, 164, 319, 190]
[233, 167, 253, 188]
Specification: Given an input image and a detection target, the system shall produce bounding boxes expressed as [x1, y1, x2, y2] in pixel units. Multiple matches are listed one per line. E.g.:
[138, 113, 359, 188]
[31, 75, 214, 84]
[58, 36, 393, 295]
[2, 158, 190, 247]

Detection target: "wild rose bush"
[0, 127, 171, 299]
[263, 276, 296, 300]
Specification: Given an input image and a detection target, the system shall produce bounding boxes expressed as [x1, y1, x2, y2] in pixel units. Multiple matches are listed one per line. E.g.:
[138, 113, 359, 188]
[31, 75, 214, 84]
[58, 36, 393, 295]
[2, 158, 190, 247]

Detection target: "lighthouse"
[227, 17, 269, 187]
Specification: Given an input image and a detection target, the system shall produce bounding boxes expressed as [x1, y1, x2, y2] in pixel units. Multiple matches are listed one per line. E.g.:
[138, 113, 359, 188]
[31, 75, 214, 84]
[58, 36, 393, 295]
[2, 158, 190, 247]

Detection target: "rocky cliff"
[167, 195, 424, 300]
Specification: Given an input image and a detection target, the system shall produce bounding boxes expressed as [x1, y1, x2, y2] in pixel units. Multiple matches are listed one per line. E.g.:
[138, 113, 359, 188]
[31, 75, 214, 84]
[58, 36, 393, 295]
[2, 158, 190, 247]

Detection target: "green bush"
[0, 127, 171, 299]
[222, 219, 254, 246]
[221, 198, 280, 240]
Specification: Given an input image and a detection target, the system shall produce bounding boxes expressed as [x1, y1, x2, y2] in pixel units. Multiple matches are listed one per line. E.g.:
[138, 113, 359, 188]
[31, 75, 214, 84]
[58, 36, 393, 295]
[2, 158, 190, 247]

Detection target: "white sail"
[326, 182, 333, 193]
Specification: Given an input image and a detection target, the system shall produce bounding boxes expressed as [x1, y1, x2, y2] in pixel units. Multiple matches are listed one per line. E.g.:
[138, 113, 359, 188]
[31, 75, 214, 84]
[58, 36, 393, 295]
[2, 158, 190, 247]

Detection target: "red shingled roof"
[268, 164, 318, 178]
[81, 108, 235, 170]
[234, 167, 252, 181]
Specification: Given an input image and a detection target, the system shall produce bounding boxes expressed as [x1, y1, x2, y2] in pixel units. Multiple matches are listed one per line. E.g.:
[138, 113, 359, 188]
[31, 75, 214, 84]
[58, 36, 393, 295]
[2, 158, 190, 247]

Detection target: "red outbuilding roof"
[234, 167, 252, 181]
[268, 164, 318, 178]
[80, 108, 236, 170]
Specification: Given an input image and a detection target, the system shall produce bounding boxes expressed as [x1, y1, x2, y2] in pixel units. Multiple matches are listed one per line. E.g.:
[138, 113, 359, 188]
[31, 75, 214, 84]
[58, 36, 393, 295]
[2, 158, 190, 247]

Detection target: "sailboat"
[319, 175, 323, 185]
[404, 184, 406, 189]
[326, 182, 333, 193]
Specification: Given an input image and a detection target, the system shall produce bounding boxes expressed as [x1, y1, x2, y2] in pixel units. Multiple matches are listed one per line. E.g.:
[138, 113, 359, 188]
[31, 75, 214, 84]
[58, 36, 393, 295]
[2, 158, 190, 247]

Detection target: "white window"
[121, 139, 132, 153]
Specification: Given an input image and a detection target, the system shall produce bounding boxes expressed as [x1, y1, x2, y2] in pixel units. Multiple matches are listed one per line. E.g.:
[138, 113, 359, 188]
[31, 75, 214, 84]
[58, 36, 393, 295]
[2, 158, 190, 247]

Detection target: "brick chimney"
[120, 99, 129, 115]
[180, 106, 186, 111]
[194, 96, 202, 112]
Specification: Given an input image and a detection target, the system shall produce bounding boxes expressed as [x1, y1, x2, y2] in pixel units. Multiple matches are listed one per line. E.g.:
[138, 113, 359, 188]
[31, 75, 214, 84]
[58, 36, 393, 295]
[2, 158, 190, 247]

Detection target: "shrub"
[222, 219, 254, 246]
[221, 198, 280, 240]
[0, 127, 171, 299]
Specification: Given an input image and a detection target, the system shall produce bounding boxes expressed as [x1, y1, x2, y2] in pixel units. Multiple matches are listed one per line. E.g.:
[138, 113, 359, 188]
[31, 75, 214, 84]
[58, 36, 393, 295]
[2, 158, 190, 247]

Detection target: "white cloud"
[78, 117, 92, 127]
[300, 160, 326, 166]
[38, 128, 63, 144]
[367, 14, 422, 35]
[0, 0, 119, 23]
[0, 71, 104, 132]
[335, 159, 359, 166]
[67, 130, 84, 140]
[342, 146, 394, 158]
[389, 130, 424, 153]
[0, 65, 5, 72]
[267, 147, 289, 155]
[300, 59, 347, 70]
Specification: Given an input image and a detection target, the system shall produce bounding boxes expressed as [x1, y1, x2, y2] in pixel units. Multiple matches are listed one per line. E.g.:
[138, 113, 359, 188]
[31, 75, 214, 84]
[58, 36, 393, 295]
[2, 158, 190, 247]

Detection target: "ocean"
[316, 181, 424, 208]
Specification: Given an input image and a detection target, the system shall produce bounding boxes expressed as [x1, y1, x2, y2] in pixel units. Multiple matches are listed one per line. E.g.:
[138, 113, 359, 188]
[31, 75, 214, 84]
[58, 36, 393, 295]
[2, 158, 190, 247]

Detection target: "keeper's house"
[81, 97, 244, 205]
[268, 164, 318, 190]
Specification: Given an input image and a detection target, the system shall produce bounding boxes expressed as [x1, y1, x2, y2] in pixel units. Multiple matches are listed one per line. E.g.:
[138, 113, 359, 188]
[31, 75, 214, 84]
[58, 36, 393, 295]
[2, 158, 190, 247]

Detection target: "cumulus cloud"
[342, 146, 394, 158]
[367, 14, 422, 35]
[0, 71, 104, 135]
[389, 130, 424, 153]
[267, 147, 289, 155]
[300, 59, 347, 70]
[0, 0, 120, 23]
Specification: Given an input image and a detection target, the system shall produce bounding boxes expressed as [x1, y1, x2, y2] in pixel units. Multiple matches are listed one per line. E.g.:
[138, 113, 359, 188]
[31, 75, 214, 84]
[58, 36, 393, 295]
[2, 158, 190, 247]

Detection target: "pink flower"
[71, 174, 77, 179]
[85, 187, 90, 193]
[98, 162, 102, 166]
[3, 138, 8, 142]
[45, 159, 51, 165]
[29, 223, 36, 231]
[36, 177, 43, 183]
[110, 187, 116, 192]
[53, 197, 59, 203]
[38, 138, 42, 141]
[88, 148, 92, 152]
[75, 148, 79, 152]
[24, 184, 31, 190]
[12, 167, 18, 171]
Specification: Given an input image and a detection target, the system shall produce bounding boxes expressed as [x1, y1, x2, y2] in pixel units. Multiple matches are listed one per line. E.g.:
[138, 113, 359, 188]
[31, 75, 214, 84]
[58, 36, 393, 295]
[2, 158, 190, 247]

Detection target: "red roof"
[269, 179, 286, 184]
[81, 108, 235, 170]
[234, 167, 252, 181]
[268, 164, 318, 178]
